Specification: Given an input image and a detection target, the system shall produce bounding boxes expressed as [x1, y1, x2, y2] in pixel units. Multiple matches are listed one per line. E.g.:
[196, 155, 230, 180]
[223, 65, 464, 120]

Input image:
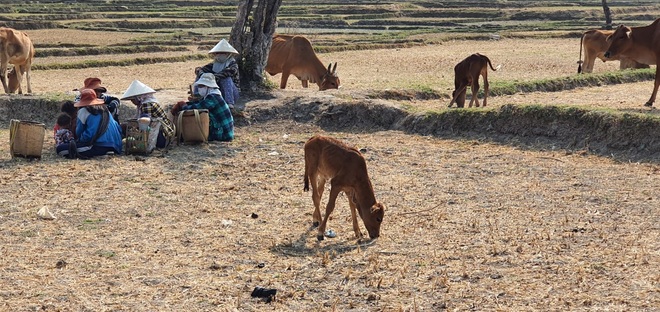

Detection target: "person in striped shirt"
[121, 80, 176, 148]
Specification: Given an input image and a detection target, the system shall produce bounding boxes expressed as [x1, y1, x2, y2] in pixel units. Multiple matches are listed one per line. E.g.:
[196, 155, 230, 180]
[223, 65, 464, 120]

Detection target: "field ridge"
[3, 95, 659, 161]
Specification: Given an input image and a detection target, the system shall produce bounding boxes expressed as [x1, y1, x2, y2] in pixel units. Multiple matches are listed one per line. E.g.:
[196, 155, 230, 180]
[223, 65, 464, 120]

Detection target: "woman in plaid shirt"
[121, 80, 176, 148]
[181, 73, 234, 142]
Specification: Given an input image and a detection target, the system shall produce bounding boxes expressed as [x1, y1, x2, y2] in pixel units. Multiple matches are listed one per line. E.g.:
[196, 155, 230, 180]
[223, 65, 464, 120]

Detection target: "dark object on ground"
[251, 286, 277, 303]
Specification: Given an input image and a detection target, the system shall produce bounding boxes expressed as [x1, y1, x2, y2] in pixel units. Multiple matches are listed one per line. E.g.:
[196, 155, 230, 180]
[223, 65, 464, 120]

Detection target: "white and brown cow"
[303, 135, 384, 241]
[577, 29, 649, 73]
[266, 34, 340, 90]
[448, 53, 500, 108]
[605, 19, 660, 107]
[0, 27, 34, 94]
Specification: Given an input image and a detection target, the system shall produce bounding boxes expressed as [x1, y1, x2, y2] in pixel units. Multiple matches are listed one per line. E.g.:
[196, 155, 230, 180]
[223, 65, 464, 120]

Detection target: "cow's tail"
[577, 32, 585, 74]
[303, 167, 310, 192]
[484, 55, 501, 71]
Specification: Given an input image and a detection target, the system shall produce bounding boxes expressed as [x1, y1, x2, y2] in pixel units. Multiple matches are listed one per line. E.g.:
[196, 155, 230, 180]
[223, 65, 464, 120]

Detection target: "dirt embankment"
[2, 93, 660, 162]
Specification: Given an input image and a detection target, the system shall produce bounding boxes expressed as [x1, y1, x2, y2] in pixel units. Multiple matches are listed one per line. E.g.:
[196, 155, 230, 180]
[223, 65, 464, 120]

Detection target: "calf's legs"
[317, 185, 341, 241]
[468, 79, 480, 108]
[311, 177, 326, 227]
[346, 190, 364, 239]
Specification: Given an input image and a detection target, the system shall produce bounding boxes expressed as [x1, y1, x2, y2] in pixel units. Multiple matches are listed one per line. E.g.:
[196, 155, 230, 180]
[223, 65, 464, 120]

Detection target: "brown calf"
[448, 53, 499, 108]
[303, 135, 384, 241]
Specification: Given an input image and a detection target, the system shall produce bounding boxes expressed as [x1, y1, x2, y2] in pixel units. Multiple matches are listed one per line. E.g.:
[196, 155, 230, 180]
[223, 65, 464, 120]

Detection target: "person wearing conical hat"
[56, 88, 123, 158]
[121, 80, 176, 148]
[180, 73, 234, 142]
[194, 39, 242, 112]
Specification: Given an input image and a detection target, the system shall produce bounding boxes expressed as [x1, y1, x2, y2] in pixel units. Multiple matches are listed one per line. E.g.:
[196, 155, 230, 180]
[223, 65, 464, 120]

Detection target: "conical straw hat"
[208, 39, 238, 54]
[121, 80, 156, 100]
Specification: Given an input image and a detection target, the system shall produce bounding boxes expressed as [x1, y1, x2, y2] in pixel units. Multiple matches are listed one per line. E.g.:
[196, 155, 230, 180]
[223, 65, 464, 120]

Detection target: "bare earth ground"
[1, 35, 659, 311]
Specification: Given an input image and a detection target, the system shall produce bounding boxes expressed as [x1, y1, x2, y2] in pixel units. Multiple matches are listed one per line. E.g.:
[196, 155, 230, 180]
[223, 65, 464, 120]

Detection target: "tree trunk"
[602, 0, 612, 30]
[230, 0, 282, 92]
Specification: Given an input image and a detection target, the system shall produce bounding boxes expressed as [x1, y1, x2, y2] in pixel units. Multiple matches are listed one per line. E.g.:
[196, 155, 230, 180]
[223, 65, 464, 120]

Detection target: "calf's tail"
[484, 55, 501, 71]
[303, 168, 309, 192]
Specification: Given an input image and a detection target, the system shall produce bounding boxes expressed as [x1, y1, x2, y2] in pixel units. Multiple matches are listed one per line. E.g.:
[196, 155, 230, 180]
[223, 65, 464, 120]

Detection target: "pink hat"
[74, 89, 105, 107]
[82, 77, 107, 93]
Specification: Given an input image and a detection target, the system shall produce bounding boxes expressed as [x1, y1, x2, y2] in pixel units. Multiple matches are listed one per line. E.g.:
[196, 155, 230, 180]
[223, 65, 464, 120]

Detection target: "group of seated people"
[55, 39, 241, 159]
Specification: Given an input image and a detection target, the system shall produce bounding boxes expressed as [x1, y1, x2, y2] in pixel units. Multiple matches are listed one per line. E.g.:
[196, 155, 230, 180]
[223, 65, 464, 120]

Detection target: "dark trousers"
[56, 143, 117, 158]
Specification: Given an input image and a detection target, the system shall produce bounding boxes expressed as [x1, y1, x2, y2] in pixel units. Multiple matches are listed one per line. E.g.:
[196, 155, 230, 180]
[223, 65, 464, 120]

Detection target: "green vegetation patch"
[370, 68, 658, 101]
[32, 54, 208, 70]
[490, 68, 656, 96]
[36, 45, 189, 57]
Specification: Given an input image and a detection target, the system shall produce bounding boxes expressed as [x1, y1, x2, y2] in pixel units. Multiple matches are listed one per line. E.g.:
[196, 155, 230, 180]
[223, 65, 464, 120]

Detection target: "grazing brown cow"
[577, 29, 649, 73]
[303, 135, 384, 241]
[266, 34, 340, 90]
[0, 27, 34, 94]
[448, 53, 500, 108]
[605, 19, 660, 107]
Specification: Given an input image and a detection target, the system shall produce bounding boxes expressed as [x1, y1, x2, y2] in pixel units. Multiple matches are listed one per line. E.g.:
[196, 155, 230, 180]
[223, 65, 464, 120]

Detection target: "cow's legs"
[482, 71, 489, 107]
[23, 64, 31, 94]
[317, 185, 341, 241]
[644, 67, 660, 107]
[582, 50, 596, 73]
[15, 65, 24, 95]
[346, 190, 363, 239]
[280, 69, 291, 89]
[301, 80, 308, 88]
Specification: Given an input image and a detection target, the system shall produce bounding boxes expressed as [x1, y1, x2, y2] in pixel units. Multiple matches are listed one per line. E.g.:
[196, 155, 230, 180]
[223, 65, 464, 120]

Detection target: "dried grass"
[1, 119, 658, 311]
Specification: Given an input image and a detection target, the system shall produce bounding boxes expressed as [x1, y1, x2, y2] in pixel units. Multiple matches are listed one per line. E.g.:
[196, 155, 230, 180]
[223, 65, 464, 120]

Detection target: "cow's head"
[319, 62, 340, 91]
[361, 202, 384, 239]
[604, 25, 633, 59]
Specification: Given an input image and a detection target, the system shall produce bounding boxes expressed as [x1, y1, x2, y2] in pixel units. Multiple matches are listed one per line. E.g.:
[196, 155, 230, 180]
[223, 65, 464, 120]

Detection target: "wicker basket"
[124, 118, 161, 155]
[9, 119, 46, 159]
[177, 109, 209, 144]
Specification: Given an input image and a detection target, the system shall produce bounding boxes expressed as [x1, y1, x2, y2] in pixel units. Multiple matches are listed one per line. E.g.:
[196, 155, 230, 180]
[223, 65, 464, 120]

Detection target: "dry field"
[1, 28, 659, 311]
[22, 29, 659, 115]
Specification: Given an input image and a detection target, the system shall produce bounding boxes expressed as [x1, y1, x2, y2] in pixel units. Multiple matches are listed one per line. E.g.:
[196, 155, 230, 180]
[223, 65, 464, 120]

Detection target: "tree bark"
[230, 0, 282, 92]
[602, 0, 612, 30]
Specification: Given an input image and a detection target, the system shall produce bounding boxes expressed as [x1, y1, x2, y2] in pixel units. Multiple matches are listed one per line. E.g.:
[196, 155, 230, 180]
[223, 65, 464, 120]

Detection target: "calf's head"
[319, 62, 340, 91]
[361, 202, 384, 239]
[451, 88, 467, 108]
[7, 68, 19, 94]
[604, 25, 633, 59]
